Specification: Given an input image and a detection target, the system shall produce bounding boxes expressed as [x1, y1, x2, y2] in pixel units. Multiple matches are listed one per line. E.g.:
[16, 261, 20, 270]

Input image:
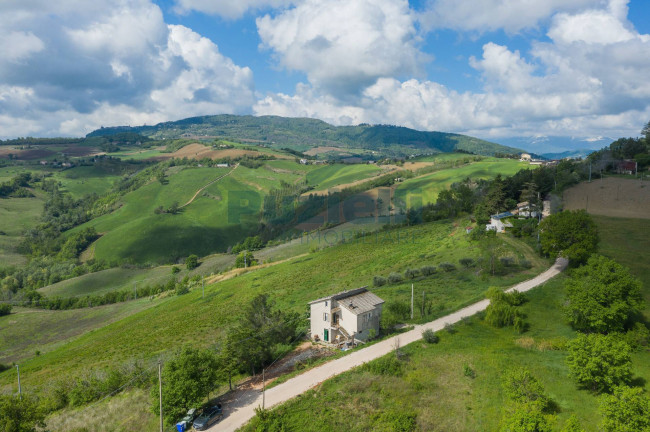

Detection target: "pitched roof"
[338, 290, 385, 315]
[308, 287, 384, 315]
[491, 211, 514, 220]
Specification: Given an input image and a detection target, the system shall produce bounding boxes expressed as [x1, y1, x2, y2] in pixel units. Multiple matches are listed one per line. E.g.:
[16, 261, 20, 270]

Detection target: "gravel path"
[210, 257, 569, 432]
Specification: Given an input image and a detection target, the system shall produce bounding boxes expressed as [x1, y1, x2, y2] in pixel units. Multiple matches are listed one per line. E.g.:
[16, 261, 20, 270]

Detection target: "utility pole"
[202, 278, 205, 299]
[421, 291, 425, 317]
[134, 282, 137, 300]
[589, 161, 592, 182]
[158, 361, 163, 432]
[262, 368, 266, 409]
[410, 284, 414, 320]
[16, 364, 21, 400]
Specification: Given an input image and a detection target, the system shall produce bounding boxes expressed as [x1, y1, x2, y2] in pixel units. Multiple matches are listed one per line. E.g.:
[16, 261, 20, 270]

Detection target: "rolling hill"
[87, 115, 523, 157]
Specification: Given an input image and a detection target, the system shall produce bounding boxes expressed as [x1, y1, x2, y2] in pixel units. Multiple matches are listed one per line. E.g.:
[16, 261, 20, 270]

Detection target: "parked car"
[192, 404, 223, 431]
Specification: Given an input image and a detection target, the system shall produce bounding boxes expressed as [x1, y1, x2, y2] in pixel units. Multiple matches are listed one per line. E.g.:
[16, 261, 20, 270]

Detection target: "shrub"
[463, 364, 476, 378]
[502, 368, 551, 410]
[375, 410, 417, 432]
[373, 276, 387, 287]
[171, 266, 180, 274]
[623, 322, 650, 351]
[519, 258, 532, 269]
[459, 257, 475, 268]
[499, 256, 516, 267]
[388, 272, 403, 284]
[439, 262, 456, 272]
[421, 329, 439, 344]
[419, 265, 436, 276]
[185, 254, 199, 270]
[0, 304, 11, 316]
[362, 354, 404, 376]
[175, 284, 189, 296]
[404, 268, 420, 279]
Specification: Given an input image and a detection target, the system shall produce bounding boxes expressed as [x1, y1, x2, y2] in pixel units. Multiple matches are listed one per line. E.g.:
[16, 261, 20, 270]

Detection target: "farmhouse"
[520, 153, 532, 161]
[486, 211, 514, 233]
[513, 201, 539, 218]
[309, 287, 384, 346]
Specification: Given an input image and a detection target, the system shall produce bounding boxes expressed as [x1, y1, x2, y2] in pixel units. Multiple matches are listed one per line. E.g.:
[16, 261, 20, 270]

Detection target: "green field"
[306, 164, 382, 190]
[242, 215, 650, 432]
[53, 166, 121, 198]
[0, 220, 546, 397]
[395, 159, 530, 206]
[0, 192, 45, 266]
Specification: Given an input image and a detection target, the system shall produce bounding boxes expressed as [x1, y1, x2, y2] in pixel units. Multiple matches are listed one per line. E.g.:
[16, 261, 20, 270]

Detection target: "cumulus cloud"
[173, 0, 294, 19]
[0, 0, 254, 138]
[256, 0, 426, 97]
[256, 0, 650, 140]
[419, 0, 606, 33]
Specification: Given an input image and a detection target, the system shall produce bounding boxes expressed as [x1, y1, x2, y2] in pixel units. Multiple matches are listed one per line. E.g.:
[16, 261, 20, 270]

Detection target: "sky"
[1, 0, 650, 153]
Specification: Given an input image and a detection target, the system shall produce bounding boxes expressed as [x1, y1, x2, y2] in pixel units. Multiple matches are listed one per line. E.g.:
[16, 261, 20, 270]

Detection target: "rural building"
[616, 159, 637, 175]
[486, 211, 514, 233]
[520, 153, 532, 161]
[309, 287, 384, 346]
[216, 163, 229, 168]
[513, 201, 539, 218]
[299, 158, 308, 164]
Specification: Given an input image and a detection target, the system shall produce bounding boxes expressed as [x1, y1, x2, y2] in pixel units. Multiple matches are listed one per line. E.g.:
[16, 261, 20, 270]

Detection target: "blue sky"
[1, 0, 650, 153]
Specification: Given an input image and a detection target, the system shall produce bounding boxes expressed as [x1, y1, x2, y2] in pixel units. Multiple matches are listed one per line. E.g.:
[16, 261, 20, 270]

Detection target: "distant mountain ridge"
[88, 115, 523, 157]
[541, 149, 595, 160]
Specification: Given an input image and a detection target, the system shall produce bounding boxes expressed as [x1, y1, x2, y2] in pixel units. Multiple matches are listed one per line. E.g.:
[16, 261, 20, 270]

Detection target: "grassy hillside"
[395, 158, 530, 206]
[306, 164, 381, 190]
[86, 115, 523, 157]
[0, 220, 547, 396]
[0, 192, 45, 266]
[242, 216, 650, 432]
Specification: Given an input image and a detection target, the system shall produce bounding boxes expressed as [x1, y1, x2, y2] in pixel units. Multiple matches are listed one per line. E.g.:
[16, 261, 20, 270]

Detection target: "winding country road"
[210, 257, 569, 431]
[180, 163, 238, 209]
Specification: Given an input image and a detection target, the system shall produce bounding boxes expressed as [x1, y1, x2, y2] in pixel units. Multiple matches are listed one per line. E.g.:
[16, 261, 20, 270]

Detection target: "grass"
[52, 166, 121, 198]
[395, 159, 530, 206]
[0, 299, 163, 364]
[0, 220, 545, 398]
[306, 164, 381, 190]
[0, 191, 45, 267]
[241, 215, 650, 432]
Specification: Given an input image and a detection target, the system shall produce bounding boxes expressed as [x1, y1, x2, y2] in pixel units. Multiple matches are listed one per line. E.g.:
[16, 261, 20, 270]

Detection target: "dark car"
[192, 404, 223, 431]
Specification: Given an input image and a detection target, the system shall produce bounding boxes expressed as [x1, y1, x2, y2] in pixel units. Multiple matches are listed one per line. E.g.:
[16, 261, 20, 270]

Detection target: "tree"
[565, 255, 643, 333]
[500, 402, 555, 432]
[502, 368, 551, 411]
[0, 395, 46, 432]
[561, 416, 585, 432]
[185, 254, 199, 270]
[600, 386, 650, 432]
[642, 120, 650, 142]
[538, 210, 598, 265]
[0, 304, 11, 316]
[235, 251, 257, 268]
[566, 334, 632, 393]
[150, 347, 222, 424]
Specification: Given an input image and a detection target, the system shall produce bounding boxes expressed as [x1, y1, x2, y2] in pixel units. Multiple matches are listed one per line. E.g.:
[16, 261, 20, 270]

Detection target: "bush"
[185, 254, 199, 270]
[519, 258, 532, 269]
[459, 257, 475, 268]
[419, 265, 436, 276]
[373, 276, 387, 287]
[171, 266, 180, 274]
[499, 256, 516, 267]
[362, 354, 404, 376]
[0, 304, 11, 316]
[463, 364, 476, 378]
[175, 284, 189, 296]
[502, 368, 551, 410]
[421, 329, 439, 344]
[388, 272, 403, 284]
[404, 268, 420, 279]
[439, 262, 456, 272]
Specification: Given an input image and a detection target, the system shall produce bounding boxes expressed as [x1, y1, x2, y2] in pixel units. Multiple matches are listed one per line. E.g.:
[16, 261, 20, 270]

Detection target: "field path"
[210, 257, 569, 432]
[180, 164, 238, 209]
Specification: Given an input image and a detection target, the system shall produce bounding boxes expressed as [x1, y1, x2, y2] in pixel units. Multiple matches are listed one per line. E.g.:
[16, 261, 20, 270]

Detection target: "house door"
[324, 329, 329, 342]
[333, 314, 338, 325]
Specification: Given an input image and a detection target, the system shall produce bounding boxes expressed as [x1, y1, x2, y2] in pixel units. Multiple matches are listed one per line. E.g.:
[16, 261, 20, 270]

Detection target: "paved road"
[210, 257, 569, 431]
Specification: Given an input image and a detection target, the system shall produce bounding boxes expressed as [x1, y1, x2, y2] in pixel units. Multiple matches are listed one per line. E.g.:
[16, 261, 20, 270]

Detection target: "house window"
[325, 301, 328, 306]
[323, 313, 328, 322]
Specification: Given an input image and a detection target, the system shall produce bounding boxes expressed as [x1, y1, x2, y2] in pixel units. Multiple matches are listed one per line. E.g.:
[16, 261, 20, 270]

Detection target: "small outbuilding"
[309, 287, 384, 346]
[486, 211, 514, 233]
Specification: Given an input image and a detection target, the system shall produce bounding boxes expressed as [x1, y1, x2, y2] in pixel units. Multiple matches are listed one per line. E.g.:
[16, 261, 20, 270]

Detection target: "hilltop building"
[486, 211, 514, 233]
[309, 287, 384, 346]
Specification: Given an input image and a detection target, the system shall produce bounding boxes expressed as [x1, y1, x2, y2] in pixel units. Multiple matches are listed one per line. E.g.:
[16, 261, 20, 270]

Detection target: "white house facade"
[486, 211, 514, 233]
[309, 287, 384, 345]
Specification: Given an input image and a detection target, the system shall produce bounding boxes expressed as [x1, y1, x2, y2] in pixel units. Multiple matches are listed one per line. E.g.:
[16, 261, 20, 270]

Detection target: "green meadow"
[306, 163, 382, 190]
[395, 159, 530, 206]
[0, 220, 546, 396]
[0, 192, 45, 266]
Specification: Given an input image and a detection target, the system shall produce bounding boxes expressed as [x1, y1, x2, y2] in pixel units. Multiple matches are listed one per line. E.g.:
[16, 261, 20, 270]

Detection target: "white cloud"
[256, 0, 426, 97]
[0, 0, 255, 138]
[419, 0, 605, 33]
[173, 0, 294, 19]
